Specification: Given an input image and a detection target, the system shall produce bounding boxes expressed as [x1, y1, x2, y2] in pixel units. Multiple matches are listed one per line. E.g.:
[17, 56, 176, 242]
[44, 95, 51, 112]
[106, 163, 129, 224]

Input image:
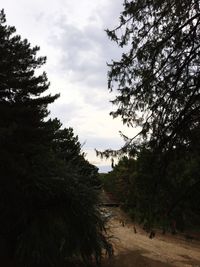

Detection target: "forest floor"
[102, 207, 200, 267]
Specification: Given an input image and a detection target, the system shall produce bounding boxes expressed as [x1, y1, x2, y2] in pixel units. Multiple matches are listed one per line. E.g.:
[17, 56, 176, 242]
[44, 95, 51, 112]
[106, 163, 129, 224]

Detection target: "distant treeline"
[100, 147, 200, 233]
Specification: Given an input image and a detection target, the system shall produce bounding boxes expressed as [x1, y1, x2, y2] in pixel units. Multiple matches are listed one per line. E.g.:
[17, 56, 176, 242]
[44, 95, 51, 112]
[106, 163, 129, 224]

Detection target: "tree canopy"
[106, 0, 200, 152]
[99, 0, 200, 235]
[0, 9, 111, 267]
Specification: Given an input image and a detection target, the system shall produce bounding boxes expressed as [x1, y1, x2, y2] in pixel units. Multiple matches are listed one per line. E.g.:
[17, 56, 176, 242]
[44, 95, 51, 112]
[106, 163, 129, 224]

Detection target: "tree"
[53, 127, 101, 188]
[101, 0, 200, 233]
[0, 10, 111, 266]
[106, 0, 200, 152]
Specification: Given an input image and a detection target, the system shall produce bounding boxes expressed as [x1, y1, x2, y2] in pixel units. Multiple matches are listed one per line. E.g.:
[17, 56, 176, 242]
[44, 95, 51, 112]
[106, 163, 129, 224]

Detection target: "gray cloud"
[49, 1, 123, 90]
[82, 136, 123, 150]
[50, 101, 83, 126]
[2, 0, 127, 172]
[98, 165, 112, 173]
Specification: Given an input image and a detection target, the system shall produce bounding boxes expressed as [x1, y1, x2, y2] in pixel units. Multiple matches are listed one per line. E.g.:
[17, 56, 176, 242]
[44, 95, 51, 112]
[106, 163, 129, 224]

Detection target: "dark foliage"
[99, 0, 200, 234]
[105, 0, 200, 152]
[100, 153, 200, 233]
[0, 10, 111, 267]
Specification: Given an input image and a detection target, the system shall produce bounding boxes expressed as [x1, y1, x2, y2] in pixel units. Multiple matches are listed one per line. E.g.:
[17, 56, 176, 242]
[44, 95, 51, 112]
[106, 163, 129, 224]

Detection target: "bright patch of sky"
[1, 0, 138, 172]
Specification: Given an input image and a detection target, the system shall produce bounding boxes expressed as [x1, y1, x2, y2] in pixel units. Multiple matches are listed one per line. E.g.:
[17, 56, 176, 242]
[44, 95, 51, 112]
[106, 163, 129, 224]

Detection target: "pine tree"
[0, 10, 111, 266]
[106, 0, 200, 152]
[0, 8, 59, 259]
[101, 0, 200, 233]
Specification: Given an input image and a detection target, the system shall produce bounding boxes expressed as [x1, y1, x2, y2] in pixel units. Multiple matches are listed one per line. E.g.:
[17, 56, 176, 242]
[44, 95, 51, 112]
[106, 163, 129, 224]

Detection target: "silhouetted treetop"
[106, 0, 200, 152]
[0, 9, 111, 267]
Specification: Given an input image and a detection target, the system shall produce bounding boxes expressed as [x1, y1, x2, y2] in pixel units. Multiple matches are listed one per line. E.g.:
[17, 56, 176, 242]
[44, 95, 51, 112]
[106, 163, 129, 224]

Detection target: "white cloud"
[0, 0, 136, 171]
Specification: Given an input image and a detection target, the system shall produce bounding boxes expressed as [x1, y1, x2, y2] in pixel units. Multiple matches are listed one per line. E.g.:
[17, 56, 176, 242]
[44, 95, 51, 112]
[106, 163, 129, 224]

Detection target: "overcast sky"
[1, 0, 137, 172]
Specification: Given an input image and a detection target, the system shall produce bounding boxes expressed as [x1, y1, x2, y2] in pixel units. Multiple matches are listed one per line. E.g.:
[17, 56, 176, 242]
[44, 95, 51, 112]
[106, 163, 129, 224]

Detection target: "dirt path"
[103, 207, 200, 267]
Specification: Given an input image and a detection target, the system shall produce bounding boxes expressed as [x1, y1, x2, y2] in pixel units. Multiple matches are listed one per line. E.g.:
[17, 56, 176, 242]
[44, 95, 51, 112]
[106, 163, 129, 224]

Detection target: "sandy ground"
[102, 207, 200, 267]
